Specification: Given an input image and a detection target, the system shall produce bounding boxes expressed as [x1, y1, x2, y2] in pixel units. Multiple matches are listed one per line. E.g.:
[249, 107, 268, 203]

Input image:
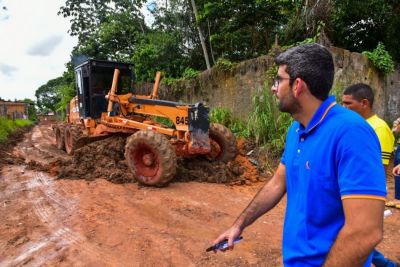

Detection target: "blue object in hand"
[206, 236, 243, 252]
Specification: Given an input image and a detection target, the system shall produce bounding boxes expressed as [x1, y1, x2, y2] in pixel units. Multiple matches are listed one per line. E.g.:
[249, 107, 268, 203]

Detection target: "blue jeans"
[372, 249, 398, 267]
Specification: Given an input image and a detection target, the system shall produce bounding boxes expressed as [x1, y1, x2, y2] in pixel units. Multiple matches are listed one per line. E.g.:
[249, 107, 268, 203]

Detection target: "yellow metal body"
[66, 69, 201, 155]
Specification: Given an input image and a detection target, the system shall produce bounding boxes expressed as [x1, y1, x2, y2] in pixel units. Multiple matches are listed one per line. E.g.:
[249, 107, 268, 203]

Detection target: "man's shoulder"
[367, 115, 391, 129]
[324, 105, 377, 142]
[328, 104, 368, 127]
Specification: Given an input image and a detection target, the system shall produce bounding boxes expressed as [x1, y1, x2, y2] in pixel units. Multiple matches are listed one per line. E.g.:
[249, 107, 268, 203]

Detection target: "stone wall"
[139, 46, 400, 123]
[330, 47, 400, 122]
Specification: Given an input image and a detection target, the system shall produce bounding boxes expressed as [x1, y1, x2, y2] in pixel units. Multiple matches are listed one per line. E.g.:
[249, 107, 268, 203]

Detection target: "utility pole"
[189, 0, 211, 70]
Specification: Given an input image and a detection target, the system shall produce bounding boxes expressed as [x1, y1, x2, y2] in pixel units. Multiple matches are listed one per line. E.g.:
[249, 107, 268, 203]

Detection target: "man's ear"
[293, 78, 304, 97]
[361, 99, 371, 108]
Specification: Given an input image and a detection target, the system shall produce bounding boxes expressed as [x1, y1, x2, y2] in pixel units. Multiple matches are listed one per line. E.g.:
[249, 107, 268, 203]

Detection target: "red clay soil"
[0, 123, 399, 266]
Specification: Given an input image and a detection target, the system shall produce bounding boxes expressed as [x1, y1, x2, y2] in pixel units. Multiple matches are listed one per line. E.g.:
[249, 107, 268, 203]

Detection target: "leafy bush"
[0, 117, 33, 143]
[247, 87, 292, 156]
[214, 58, 237, 72]
[209, 107, 249, 138]
[362, 42, 395, 75]
[182, 68, 200, 79]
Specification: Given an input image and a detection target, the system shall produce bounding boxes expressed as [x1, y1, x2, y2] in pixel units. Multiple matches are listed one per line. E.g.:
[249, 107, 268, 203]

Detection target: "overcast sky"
[0, 0, 77, 101]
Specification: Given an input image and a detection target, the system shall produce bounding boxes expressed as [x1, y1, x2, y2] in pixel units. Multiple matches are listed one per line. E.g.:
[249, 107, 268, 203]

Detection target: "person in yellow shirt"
[342, 83, 394, 171]
[343, 83, 398, 267]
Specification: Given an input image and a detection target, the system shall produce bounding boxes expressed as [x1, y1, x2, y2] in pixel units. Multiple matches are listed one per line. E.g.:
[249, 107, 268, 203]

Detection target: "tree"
[132, 31, 190, 81]
[60, 0, 147, 61]
[189, 0, 211, 69]
[22, 98, 38, 121]
[330, 0, 400, 61]
[197, 0, 293, 61]
[35, 68, 76, 115]
[35, 77, 64, 114]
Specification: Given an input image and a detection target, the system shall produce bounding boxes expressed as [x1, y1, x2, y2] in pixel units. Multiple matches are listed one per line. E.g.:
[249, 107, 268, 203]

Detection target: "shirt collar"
[299, 95, 336, 134]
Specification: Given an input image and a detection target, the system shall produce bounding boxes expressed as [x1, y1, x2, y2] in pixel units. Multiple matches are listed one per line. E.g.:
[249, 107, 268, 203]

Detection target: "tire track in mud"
[1, 168, 125, 267]
[28, 172, 126, 267]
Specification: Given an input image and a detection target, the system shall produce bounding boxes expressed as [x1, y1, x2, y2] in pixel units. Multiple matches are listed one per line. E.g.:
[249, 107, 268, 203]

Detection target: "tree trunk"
[190, 0, 211, 70]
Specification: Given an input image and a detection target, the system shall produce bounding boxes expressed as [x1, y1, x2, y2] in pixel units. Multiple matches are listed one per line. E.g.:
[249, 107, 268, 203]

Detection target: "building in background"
[0, 100, 28, 120]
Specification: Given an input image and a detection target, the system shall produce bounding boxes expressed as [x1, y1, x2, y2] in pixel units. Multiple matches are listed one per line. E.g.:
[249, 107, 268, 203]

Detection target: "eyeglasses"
[272, 76, 291, 88]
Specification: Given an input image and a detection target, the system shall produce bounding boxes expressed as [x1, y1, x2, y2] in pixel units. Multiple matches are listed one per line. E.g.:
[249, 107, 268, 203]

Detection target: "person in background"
[211, 43, 386, 267]
[342, 83, 399, 267]
[392, 118, 400, 201]
[342, 83, 394, 173]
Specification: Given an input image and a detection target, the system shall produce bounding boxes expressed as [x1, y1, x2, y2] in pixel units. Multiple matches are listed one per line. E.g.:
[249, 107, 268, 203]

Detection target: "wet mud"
[55, 134, 264, 185]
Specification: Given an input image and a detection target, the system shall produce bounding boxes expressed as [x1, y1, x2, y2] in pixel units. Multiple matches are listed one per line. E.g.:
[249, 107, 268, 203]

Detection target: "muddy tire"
[125, 131, 177, 186]
[207, 123, 237, 162]
[64, 125, 83, 155]
[55, 125, 66, 151]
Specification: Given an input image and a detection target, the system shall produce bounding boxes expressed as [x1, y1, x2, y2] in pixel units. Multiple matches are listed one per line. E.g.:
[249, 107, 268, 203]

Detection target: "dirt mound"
[0, 126, 33, 168]
[56, 135, 267, 185]
[57, 135, 135, 183]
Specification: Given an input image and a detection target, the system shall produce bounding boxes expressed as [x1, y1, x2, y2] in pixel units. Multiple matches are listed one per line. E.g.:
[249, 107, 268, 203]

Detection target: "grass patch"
[0, 117, 33, 143]
[209, 107, 249, 138]
[247, 86, 293, 156]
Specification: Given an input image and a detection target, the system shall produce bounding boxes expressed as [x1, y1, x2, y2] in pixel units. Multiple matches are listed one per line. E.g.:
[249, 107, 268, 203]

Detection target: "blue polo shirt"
[281, 96, 386, 266]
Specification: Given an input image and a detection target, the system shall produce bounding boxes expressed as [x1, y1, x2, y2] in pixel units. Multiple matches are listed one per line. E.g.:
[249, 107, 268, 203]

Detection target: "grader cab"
[53, 59, 237, 186]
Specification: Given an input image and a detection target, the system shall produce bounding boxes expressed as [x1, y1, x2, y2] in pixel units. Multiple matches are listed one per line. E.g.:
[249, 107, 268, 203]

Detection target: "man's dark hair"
[343, 83, 374, 107]
[275, 43, 334, 101]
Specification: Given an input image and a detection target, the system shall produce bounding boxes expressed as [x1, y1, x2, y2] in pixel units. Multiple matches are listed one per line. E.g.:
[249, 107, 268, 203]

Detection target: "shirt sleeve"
[374, 126, 394, 165]
[336, 123, 387, 200]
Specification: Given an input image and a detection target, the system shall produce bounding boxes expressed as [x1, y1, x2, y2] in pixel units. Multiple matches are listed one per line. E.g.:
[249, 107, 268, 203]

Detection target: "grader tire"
[125, 130, 177, 186]
[55, 125, 66, 150]
[64, 125, 83, 155]
[207, 123, 237, 162]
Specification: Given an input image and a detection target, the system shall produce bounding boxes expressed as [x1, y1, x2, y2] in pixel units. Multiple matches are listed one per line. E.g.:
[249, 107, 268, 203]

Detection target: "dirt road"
[0, 124, 399, 266]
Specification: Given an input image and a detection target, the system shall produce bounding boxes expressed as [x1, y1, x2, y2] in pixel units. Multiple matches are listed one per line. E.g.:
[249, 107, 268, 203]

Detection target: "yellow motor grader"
[53, 59, 237, 186]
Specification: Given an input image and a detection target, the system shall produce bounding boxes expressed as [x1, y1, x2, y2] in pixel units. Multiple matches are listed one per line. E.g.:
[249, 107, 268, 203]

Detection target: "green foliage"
[247, 86, 292, 156]
[0, 117, 33, 143]
[56, 84, 75, 118]
[331, 0, 400, 61]
[35, 77, 63, 114]
[198, 0, 294, 62]
[182, 67, 200, 79]
[330, 84, 344, 105]
[132, 32, 190, 81]
[214, 58, 237, 72]
[35, 69, 76, 115]
[152, 116, 174, 128]
[209, 107, 249, 138]
[161, 77, 180, 86]
[22, 98, 38, 122]
[362, 42, 395, 75]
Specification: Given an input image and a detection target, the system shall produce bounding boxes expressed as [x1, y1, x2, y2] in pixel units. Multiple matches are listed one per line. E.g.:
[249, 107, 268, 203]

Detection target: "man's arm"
[212, 163, 286, 250]
[323, 198, 384, 267]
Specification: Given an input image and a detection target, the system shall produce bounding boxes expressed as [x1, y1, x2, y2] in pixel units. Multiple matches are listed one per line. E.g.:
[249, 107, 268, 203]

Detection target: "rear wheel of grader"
[64, 125, 83, 155]
[55, 124, 66, 150]
[125, 130, 177, 186]
[207, 123, 237, 162]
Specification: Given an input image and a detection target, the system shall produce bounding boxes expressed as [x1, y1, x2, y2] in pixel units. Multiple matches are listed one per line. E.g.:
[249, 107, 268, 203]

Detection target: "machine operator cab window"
[74, 59, 134, 119]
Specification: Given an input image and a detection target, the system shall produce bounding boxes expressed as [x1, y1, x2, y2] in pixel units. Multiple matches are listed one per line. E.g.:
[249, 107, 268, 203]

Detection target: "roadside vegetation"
[31, 0, 398, 116]
[0, 118, 33, 143]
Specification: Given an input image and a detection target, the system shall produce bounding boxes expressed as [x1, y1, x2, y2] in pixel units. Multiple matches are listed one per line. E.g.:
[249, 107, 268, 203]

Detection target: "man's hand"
[392, 117, 400, 133]
[393, 164, 400, 176]
[210, 163, 286, 253]
[212, 225, 242, 252]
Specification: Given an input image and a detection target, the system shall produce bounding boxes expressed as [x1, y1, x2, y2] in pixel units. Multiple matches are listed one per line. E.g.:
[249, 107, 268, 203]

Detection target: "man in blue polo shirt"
[212, 43, 386, 266]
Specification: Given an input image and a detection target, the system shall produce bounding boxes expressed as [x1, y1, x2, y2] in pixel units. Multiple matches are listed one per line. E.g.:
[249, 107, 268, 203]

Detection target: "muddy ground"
[0, 123, 399, 266]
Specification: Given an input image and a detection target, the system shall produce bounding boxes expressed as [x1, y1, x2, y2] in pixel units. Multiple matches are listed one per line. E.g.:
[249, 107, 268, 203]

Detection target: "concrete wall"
[138, 46, 400, 123]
